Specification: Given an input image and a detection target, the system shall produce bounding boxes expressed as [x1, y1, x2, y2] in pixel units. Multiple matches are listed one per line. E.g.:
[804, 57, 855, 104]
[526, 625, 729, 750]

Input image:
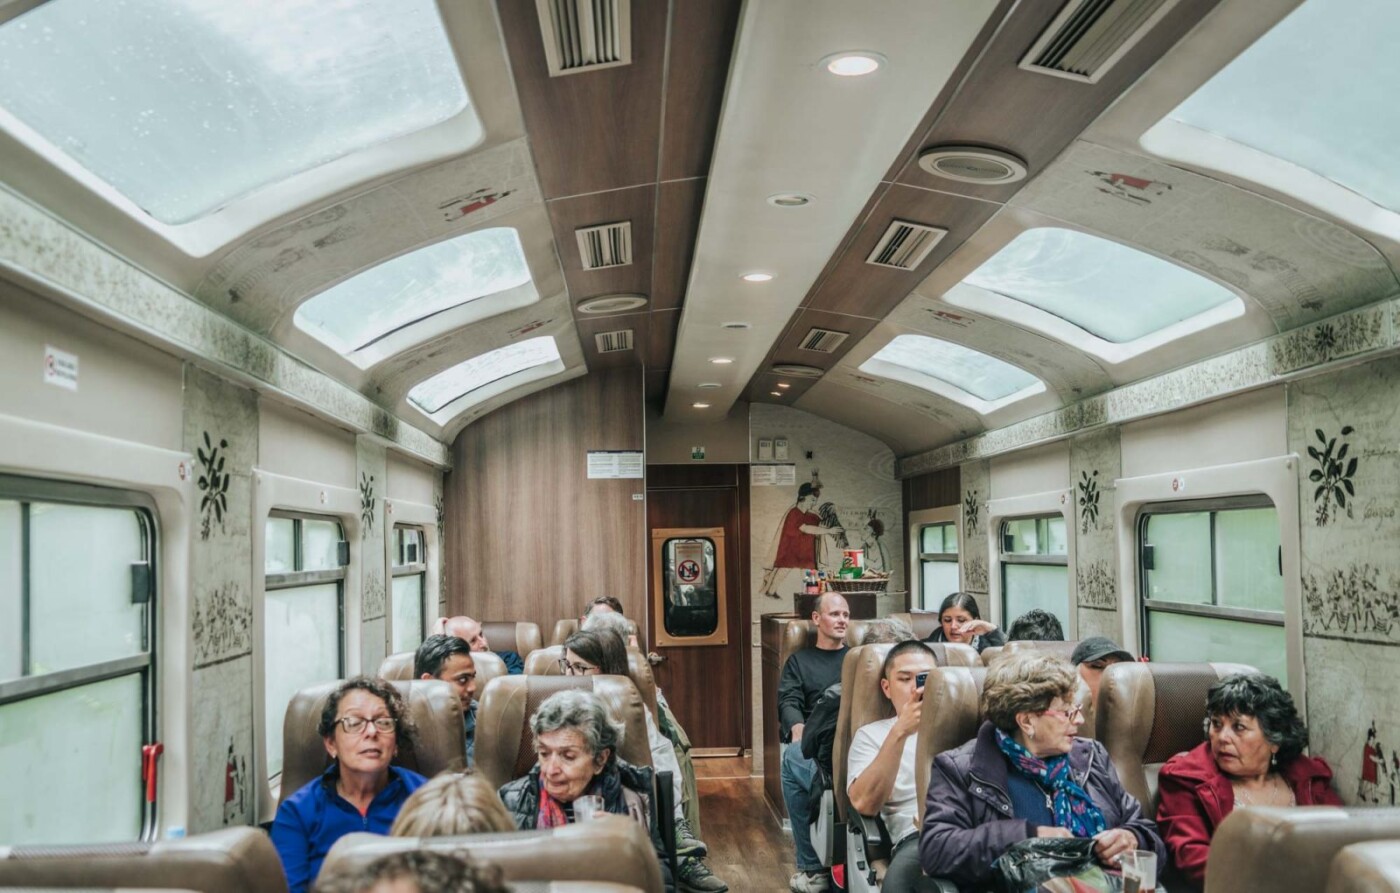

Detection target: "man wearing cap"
[1071, 636, 1135, 705]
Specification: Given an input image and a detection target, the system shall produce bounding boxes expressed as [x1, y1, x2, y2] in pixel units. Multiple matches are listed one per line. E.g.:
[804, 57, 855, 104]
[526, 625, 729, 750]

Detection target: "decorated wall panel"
[958, 459, 991, 597]
[1071, 428, 1122, 639]
[357, 437, 389, 672]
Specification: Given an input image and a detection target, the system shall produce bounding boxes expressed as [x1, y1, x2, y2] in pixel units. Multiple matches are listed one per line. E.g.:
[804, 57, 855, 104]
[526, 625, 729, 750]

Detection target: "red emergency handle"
[142, 742, 164, 804]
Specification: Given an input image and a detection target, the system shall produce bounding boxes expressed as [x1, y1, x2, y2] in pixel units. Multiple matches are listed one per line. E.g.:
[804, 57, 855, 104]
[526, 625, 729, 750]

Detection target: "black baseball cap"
[1070, 636, 1134, 665]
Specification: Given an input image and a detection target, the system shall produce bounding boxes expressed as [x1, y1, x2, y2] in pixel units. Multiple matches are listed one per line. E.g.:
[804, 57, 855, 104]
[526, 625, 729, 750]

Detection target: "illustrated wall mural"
[1071, 429, 1121, 641]
[357, 436, 388, 671]
[182, 366, 258, 832]
[958, 459, 990, 597]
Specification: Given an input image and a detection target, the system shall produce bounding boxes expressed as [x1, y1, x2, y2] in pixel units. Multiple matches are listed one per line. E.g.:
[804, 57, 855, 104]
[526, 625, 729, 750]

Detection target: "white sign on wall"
[751, 464, 797, 487]
[43, 345, 79, 391]
[586, 451, 644, 479]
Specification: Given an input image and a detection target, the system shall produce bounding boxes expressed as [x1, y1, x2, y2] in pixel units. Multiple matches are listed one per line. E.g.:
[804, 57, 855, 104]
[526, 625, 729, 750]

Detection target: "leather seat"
[482, 620, 543, 657]
[523, 645, 660, 721]
[1002, 639, 1081, 662]
[473, 674, 653, 791]
[0, 827, 286, 892]
[1328, 839, 1400, 893]
[279, 679, 466, 804]
[321, 815, 663, 893]
[378, 649, 508, 693]
[1206, 806, 1400, 893]
[889, 611, 941, 640]
[1095, 660, 1256, 814]
[550, 617, 639, 647]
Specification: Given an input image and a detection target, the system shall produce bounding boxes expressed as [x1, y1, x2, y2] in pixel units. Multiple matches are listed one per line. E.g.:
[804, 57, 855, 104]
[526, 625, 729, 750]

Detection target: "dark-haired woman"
[923, 592, 1005, 653]
[1156, 673, 1341, 889]
[271, 677, 427, 893]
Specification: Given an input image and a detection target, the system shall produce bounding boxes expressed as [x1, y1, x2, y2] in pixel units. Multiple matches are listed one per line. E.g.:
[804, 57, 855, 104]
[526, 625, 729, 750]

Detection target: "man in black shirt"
[777, 593, 849, 893]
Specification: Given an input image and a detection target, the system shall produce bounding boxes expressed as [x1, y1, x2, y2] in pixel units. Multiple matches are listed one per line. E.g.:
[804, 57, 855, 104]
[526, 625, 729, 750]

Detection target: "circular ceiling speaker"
[917, 146, 1028, 185]
[771, 363, 824, 379]
[576, 293, 649, 314]
[766, 192, 815, 208]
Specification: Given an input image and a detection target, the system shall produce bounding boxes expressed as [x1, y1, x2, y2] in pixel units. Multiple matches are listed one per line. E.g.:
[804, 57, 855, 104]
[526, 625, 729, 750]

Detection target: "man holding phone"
[847, 640, 940, 892]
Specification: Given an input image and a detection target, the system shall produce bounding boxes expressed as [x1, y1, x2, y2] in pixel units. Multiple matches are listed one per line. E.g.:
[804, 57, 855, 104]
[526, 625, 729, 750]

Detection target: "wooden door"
[645, 465, 749, 753]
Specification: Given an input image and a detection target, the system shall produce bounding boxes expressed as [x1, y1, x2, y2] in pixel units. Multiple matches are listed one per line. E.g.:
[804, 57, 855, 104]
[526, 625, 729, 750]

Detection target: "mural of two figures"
[1359, 722, 1400, 806]
[760, 470, 889, 598]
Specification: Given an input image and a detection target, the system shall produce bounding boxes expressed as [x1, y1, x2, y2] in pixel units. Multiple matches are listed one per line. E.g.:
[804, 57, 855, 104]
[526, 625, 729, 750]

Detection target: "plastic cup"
[1123, 849, 1157, 893]
[573, 794, 605, 823]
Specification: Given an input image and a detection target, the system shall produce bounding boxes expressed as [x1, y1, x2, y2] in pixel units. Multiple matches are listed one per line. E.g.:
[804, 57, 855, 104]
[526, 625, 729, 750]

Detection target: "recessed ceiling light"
[776, 383, 791, 389]
[741, 272, 774, 283]
[721, 321, 751, 330]
[576, 293, 649, 314]
[697, 382, 722, 390]
[770, 391, 783, 397]
[692, 402, 711, 409]
[823, 52, 884, 77]
[767, 192, 814, 208]
[771, 363, 824, 378]
[710, 357, 734, 365]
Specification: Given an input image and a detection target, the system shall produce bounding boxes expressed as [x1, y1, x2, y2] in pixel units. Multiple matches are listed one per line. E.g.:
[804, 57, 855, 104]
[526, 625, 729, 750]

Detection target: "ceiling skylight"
[1163, 0, 1400, 213]
[0, 0, 471, 225]
[862, 335, 1041, 402]
[408, 337, 562, 416]
[962, 228, 1239, 344]
[294, 228, 534, 358]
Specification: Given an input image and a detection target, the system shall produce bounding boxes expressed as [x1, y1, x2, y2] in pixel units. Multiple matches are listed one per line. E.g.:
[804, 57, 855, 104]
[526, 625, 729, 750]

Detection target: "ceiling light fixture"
[771, 363, 824, 378]
[823, 52, 885, 77]
[576, 293, 649, 314]
[770, 391, 783, 397]
[692, 402, 711, 409]
[697, 382, 722, 390]
[741, 272, 773, 282]
[710, 357, 734, 365]
[776, 383, 791, 389]
[767, 192, 814, 208]
[721, 321, 751, 330]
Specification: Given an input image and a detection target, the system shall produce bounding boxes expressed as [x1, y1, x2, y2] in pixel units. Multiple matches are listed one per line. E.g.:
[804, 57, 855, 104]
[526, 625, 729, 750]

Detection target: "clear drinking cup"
[1122, 849, 1157, 893]
[573, 794, 605, 823]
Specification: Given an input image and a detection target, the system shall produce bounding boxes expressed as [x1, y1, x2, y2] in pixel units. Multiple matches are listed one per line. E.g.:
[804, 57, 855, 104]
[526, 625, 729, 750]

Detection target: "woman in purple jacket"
[919, 653, 1164, 889]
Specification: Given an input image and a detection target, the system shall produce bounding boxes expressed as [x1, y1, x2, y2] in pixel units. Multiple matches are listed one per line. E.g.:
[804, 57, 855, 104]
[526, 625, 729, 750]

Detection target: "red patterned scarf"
[537, 786, 570, 829]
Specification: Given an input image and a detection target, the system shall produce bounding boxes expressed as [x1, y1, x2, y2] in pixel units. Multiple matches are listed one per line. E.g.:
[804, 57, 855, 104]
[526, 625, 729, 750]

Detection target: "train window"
[961, 228, 1240, 344]
[1139, 499, 1286, 682]
[1151, 0, 1400, 216]
[860, 335, 1045, 411]
[0, 476, 156, 845]
[999, 514, 1069, 634]
[408, 336, 565, 420]
[390, 526, 428, 654]
[918, 522, 959, 610]
[263, 512, 346, 784]
[294, 228, 537, 367]
[0, 0, 471, 225]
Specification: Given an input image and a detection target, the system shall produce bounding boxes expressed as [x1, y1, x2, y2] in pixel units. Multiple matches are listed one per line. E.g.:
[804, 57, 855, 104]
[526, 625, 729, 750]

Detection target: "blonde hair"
[390, 772, 516, 837]
[981, 652, 1077, 733]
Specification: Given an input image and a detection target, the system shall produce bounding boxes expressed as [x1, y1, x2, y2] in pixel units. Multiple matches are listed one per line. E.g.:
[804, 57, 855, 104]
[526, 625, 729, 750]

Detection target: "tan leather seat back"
[379, 650, 509, 694]
[834, 644, 894, 821]
[1328, 839, 1400, 893]
[980, 645, 1004, 666]
[551, 618, 579, 647]
[279, 679, 465, 804]
[915, 666, 987, 823]
[1003, 639, 1081, 662]
[474, 675, 653, 790]
[937, 642, 980, 668]
[523, 646, 659, 720]
[378, 650, 415, 680]
[1096, 661, 1255, 813]
[1206, 807, 1400, 893]
[482, 621, 543, 657]
[322, 816, 663, 893]
[890, 611, 943, 640]
[0, 828, 287, 893]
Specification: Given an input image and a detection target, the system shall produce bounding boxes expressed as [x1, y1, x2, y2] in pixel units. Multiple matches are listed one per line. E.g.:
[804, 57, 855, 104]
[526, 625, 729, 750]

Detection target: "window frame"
[908, 506, 960, 612]
[998, 512, 1072, 634]
[988, 489, 1076, 636]
[0, 473, 160, 842]
[391, 524, 429, 647]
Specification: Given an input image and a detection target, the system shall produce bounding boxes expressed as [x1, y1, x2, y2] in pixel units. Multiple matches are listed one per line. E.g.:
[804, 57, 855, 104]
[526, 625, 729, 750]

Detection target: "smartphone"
[915, 671, 928, 689]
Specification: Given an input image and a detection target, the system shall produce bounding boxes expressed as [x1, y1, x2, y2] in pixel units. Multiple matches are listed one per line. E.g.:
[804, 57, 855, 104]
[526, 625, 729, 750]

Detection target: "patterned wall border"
[898, 298, 1400, 478]
[0, 189, 450, 468]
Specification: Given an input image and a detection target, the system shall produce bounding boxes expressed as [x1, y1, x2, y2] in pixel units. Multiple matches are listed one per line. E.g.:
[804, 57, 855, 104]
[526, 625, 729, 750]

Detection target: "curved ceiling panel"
[795, 376, 971, 457]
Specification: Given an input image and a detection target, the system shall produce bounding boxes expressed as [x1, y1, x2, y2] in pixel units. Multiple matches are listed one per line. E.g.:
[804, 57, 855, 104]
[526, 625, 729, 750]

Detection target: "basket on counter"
[824, 577, 888, 593]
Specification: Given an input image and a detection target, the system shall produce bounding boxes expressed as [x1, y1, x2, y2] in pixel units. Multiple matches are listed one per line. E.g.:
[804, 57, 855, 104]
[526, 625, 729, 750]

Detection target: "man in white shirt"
[847, 640, 939, 892]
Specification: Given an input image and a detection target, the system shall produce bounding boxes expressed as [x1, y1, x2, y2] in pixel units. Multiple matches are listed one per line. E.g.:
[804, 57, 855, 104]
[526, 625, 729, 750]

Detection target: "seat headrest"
[833, 644, 895, 821]
[522, 647, 659, 721]
[1002, 640, 1082, 662]
[378, 651, 416, 681]
[525, 645, 565, 676]
[322, 815, 663, 893]
[378, 650, 509, 693]
[1207, 807, 1400, 893]
[279, 679, 466, 804]
[482, 621, 543, 657]
[930, 641, 980, 668]
[0, 828, 286, 893]
[891, 611, 943, 641]
[474, 675, 653, 790]
[550, 619, 580, 647]
[979, 645, 1004, 666]
[1328, 839, 1400, 893]
[915, 666, 987, 824]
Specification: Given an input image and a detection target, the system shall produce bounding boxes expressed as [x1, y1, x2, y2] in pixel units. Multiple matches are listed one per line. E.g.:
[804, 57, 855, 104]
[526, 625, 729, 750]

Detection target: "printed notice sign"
[586, 451, 644, 479]
[43, 345, 78, 391]
[751, 464, 797, 487]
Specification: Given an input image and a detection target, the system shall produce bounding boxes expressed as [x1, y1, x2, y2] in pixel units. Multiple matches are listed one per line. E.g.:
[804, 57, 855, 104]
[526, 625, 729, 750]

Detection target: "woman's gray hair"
[581, 610, 633, 647]
[981, 652, 1078, 733]
[530, 690, 625, 759]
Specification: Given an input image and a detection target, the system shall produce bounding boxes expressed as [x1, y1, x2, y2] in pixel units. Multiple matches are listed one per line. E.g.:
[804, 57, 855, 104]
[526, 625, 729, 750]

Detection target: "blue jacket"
[499, 649, 525, 675]
[271, 765, 427, 893]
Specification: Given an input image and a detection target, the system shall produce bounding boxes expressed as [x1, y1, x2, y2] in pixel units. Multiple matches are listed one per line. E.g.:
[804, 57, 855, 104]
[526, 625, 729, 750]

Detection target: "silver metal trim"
[0, 654, 149, 706]
[1144, 599, 1284, 626]
[265, 568, 347, 590]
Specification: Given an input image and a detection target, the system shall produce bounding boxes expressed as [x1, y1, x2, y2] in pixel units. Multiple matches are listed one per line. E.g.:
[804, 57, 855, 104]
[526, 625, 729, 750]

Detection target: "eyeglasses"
[336, 715, 397, 735]
[558, 659, 597, 675]
[1042, 704, 1085, 723]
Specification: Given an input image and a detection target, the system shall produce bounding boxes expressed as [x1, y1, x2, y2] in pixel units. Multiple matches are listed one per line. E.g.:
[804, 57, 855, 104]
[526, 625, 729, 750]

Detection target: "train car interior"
[3, 0, 1400, 890]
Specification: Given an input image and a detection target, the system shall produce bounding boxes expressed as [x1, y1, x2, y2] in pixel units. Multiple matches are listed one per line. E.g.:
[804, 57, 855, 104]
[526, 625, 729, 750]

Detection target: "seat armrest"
[655, 770, 678, 883]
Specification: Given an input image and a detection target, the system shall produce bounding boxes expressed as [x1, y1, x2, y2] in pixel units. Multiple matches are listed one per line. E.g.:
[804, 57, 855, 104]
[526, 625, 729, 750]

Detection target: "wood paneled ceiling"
[494, 0, 740, 386]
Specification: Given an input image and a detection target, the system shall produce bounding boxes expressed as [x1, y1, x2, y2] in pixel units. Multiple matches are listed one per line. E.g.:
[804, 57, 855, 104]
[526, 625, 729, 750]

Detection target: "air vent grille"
[1020, 0, 1181, 83]
[576, 221, 633, 270]
[799, 327, 850, 353]
[594, 329, 634, 353]
[865, 220, 948, 271]
[536, 0, 632, 77]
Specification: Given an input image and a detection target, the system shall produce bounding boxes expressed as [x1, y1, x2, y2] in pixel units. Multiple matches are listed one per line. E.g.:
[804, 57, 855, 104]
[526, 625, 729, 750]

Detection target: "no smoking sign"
[676, 559, 701, 583]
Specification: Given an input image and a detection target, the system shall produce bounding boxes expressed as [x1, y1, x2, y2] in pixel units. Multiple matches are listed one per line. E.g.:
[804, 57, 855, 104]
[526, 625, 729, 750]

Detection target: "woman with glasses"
[271, 676, 427, 893]
[919, 653, 1164, 890]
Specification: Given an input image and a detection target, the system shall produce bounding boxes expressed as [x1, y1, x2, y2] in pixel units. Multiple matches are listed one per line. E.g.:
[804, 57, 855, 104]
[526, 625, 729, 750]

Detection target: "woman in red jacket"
[1156, 673, 1341, 889]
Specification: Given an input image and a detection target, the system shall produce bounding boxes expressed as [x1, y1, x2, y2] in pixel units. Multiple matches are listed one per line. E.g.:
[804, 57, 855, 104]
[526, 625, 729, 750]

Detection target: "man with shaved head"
[433, 615, 524, 675]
